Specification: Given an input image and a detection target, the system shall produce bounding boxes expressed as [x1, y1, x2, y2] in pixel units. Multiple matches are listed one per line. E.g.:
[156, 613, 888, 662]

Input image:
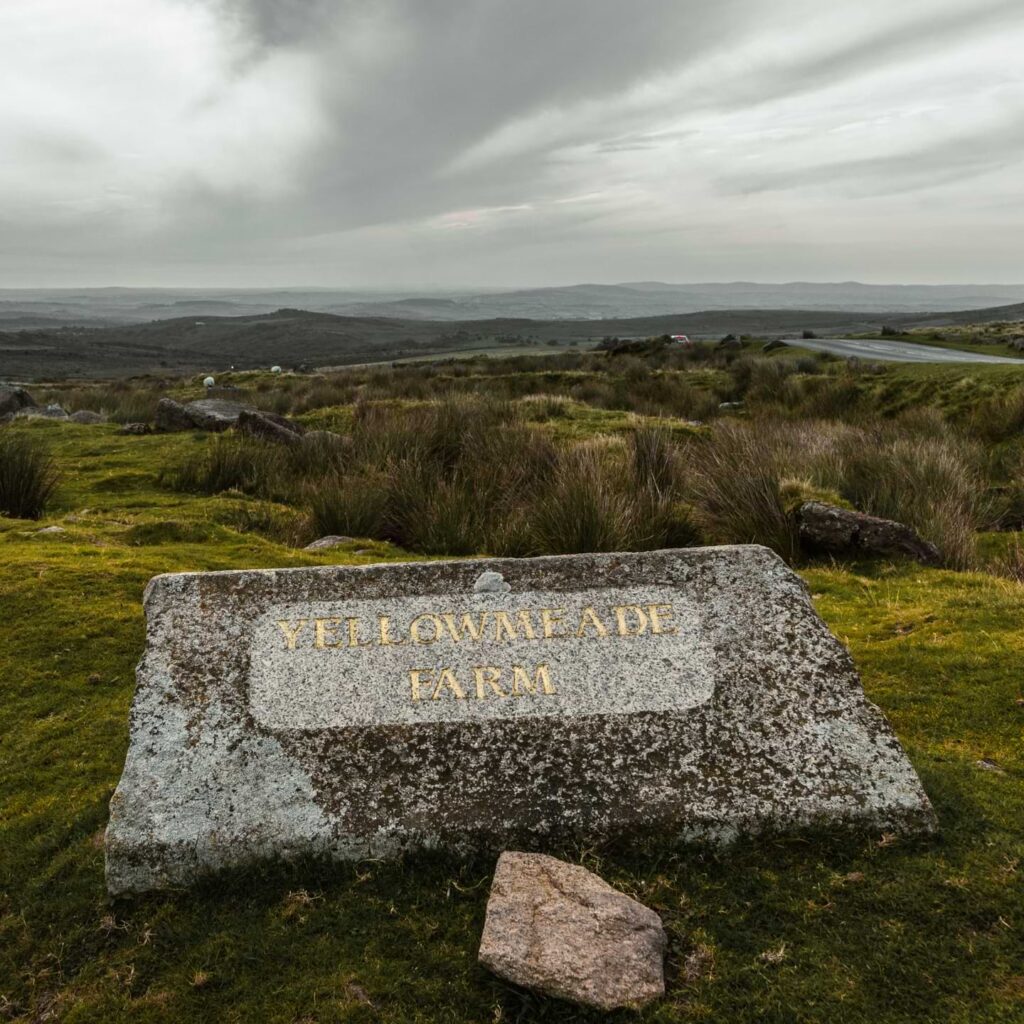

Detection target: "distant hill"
[3, 281, 1024, 331]
[2, 301, 1022, 380]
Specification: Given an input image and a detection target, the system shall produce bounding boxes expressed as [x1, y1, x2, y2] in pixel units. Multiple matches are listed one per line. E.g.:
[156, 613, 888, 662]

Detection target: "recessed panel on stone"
[106, 547, 936, 894]
[248, 587, 715, 730]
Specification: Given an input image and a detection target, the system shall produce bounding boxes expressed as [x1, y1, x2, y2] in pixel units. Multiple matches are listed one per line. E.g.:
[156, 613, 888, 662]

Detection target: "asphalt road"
[785, 337, 1024, 364]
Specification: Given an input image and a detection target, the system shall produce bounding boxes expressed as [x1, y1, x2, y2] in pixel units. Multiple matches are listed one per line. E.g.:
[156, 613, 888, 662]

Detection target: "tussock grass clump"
[685, 418, 982, 568]
[826, 432, 984, 570]
[687, 420, 801, 562]
[161, 436, 289, 497]
[304, 398, 694, 556]
[0, 430, 60, 520]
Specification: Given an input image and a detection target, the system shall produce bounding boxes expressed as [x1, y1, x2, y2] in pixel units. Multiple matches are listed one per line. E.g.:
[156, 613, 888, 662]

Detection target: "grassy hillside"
[1, 405, 1022, 1022]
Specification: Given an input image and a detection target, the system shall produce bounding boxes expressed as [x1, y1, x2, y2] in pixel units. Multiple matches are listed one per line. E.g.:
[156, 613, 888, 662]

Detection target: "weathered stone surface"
[118, 422, 152, 436]
[105, 546, 936, 894]
[69, 409, 106, 424]
[155, 397, 238, 432]
[304, 535, 355, 550]
[479, 852, 666, 1011]
[797, 501, 941, 565]
[236, 408, 304, 446]
[0, 385, 36, 419]
[155, 397, 300, 435]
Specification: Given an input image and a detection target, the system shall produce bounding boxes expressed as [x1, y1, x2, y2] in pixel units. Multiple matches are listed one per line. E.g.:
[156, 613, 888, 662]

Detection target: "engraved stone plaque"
[106, 547, 936, 894]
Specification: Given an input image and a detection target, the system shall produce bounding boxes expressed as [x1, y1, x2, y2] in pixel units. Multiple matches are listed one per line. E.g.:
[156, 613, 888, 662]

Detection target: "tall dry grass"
[0, 431, 60, 520]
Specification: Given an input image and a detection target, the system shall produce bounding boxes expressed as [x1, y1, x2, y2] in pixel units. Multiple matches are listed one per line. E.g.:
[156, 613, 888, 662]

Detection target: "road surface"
[784, 337, 1024, 364]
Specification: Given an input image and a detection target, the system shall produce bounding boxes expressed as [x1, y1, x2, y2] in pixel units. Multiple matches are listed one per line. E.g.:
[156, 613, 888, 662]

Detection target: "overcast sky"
[2, 0, 1022, 288]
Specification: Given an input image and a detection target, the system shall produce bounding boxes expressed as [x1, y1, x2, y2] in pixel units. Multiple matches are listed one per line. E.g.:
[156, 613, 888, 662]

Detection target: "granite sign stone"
[105, 546, 936, 894]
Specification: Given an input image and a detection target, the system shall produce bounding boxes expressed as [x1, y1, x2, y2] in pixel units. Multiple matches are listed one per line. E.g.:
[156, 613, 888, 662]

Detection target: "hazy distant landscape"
[4, 285, 1024, 379]
[5, 281, 1024, 330]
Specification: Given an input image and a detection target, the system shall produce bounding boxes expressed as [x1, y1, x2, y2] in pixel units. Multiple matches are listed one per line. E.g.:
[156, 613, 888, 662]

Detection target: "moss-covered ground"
[1, 420, 1023, 1022]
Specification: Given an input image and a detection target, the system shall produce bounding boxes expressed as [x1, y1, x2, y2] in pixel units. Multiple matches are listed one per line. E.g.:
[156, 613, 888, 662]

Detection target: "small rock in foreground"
[479, 852, 666, 1011]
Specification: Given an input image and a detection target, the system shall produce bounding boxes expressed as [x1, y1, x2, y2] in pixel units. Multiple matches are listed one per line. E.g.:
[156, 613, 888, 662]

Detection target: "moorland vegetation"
[2, 337, 1023, 1022]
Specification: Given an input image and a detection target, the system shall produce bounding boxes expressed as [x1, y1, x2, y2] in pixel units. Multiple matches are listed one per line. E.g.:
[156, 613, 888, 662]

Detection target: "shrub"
[307, 471, 392, 541]
[531, 441, 638, 554]
[161, 436, 287, 497]
[686, 422, 800, 562]
[824, 432, 983, 569]
[0, 431, 60, 520]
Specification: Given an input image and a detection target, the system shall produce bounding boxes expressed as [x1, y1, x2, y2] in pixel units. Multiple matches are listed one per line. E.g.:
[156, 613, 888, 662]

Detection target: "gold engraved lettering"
[474, 665, 507, 699]
[378, 615, 406, 646]
[575, 606, 609, 638]
[648, 603, 677, 635]
[442, 611, 490, 643]
[410, 613, 443, 644]
[511, 664, 556, 696]
[409, 668, 431, 701]
[614, 604, 649, 637]
[432, 667, 467, 700]
[346, 617, 372, 647]
[493, 609, 537, 641]
[540, 607, 567, 639]
[277, 619, 309, 650]
[314, 617, 343, 649]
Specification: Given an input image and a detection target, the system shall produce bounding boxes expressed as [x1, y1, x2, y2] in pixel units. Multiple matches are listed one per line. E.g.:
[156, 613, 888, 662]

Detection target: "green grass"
[1, 420, 1023, 1022]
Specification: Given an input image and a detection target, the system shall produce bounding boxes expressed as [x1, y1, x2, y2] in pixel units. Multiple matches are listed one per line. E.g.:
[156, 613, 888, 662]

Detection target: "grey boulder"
[0, 385, 36, 419]
[155, 398, 301, 436]
[70, 410, 106, 424]
[479, 852, 666, 1011]
[797, 501, 941, 565]
[236, 408, 304, 445]
[303, 535, 354, 550]
[15, 403, 68, 421]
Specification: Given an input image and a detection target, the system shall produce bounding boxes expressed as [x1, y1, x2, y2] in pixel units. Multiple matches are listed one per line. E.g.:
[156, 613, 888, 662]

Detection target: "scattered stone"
[118, 422, 152, 435]
[236, 409, 304, 446]
[106, 547, 936, 894]
[0, 385, 36, 419]
[14, 403, 68, 420]
[303, 535, 355, 551]
[975, 758, 1005, 773]
[36, 525, 66, 535]
[796, 501, 941, 566]
[70, 410, 106, 424]
[478, 852, 666, 1011]
[716, 336, 742, 350]
[718, 401, 743, 410]
[156, 398, 303, 436]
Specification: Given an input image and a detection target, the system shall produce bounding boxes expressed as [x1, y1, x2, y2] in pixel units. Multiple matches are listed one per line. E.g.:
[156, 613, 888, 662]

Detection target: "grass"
[0, 430, 60, 519]
[0, 416, 1022, 1022]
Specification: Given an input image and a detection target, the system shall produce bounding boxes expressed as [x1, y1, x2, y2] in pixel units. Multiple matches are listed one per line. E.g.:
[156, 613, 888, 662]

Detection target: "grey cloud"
[4, 0, 1023, 285]
[720, 117, 1024, 197]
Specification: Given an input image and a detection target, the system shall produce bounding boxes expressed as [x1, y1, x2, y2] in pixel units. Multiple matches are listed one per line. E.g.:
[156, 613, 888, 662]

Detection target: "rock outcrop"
[236, 409, 304, 446]
[797, 501, 941, 565]
[0, 386, 36, 419]
[155, 398, 301, 436]
[479, 852, 666, 1011]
